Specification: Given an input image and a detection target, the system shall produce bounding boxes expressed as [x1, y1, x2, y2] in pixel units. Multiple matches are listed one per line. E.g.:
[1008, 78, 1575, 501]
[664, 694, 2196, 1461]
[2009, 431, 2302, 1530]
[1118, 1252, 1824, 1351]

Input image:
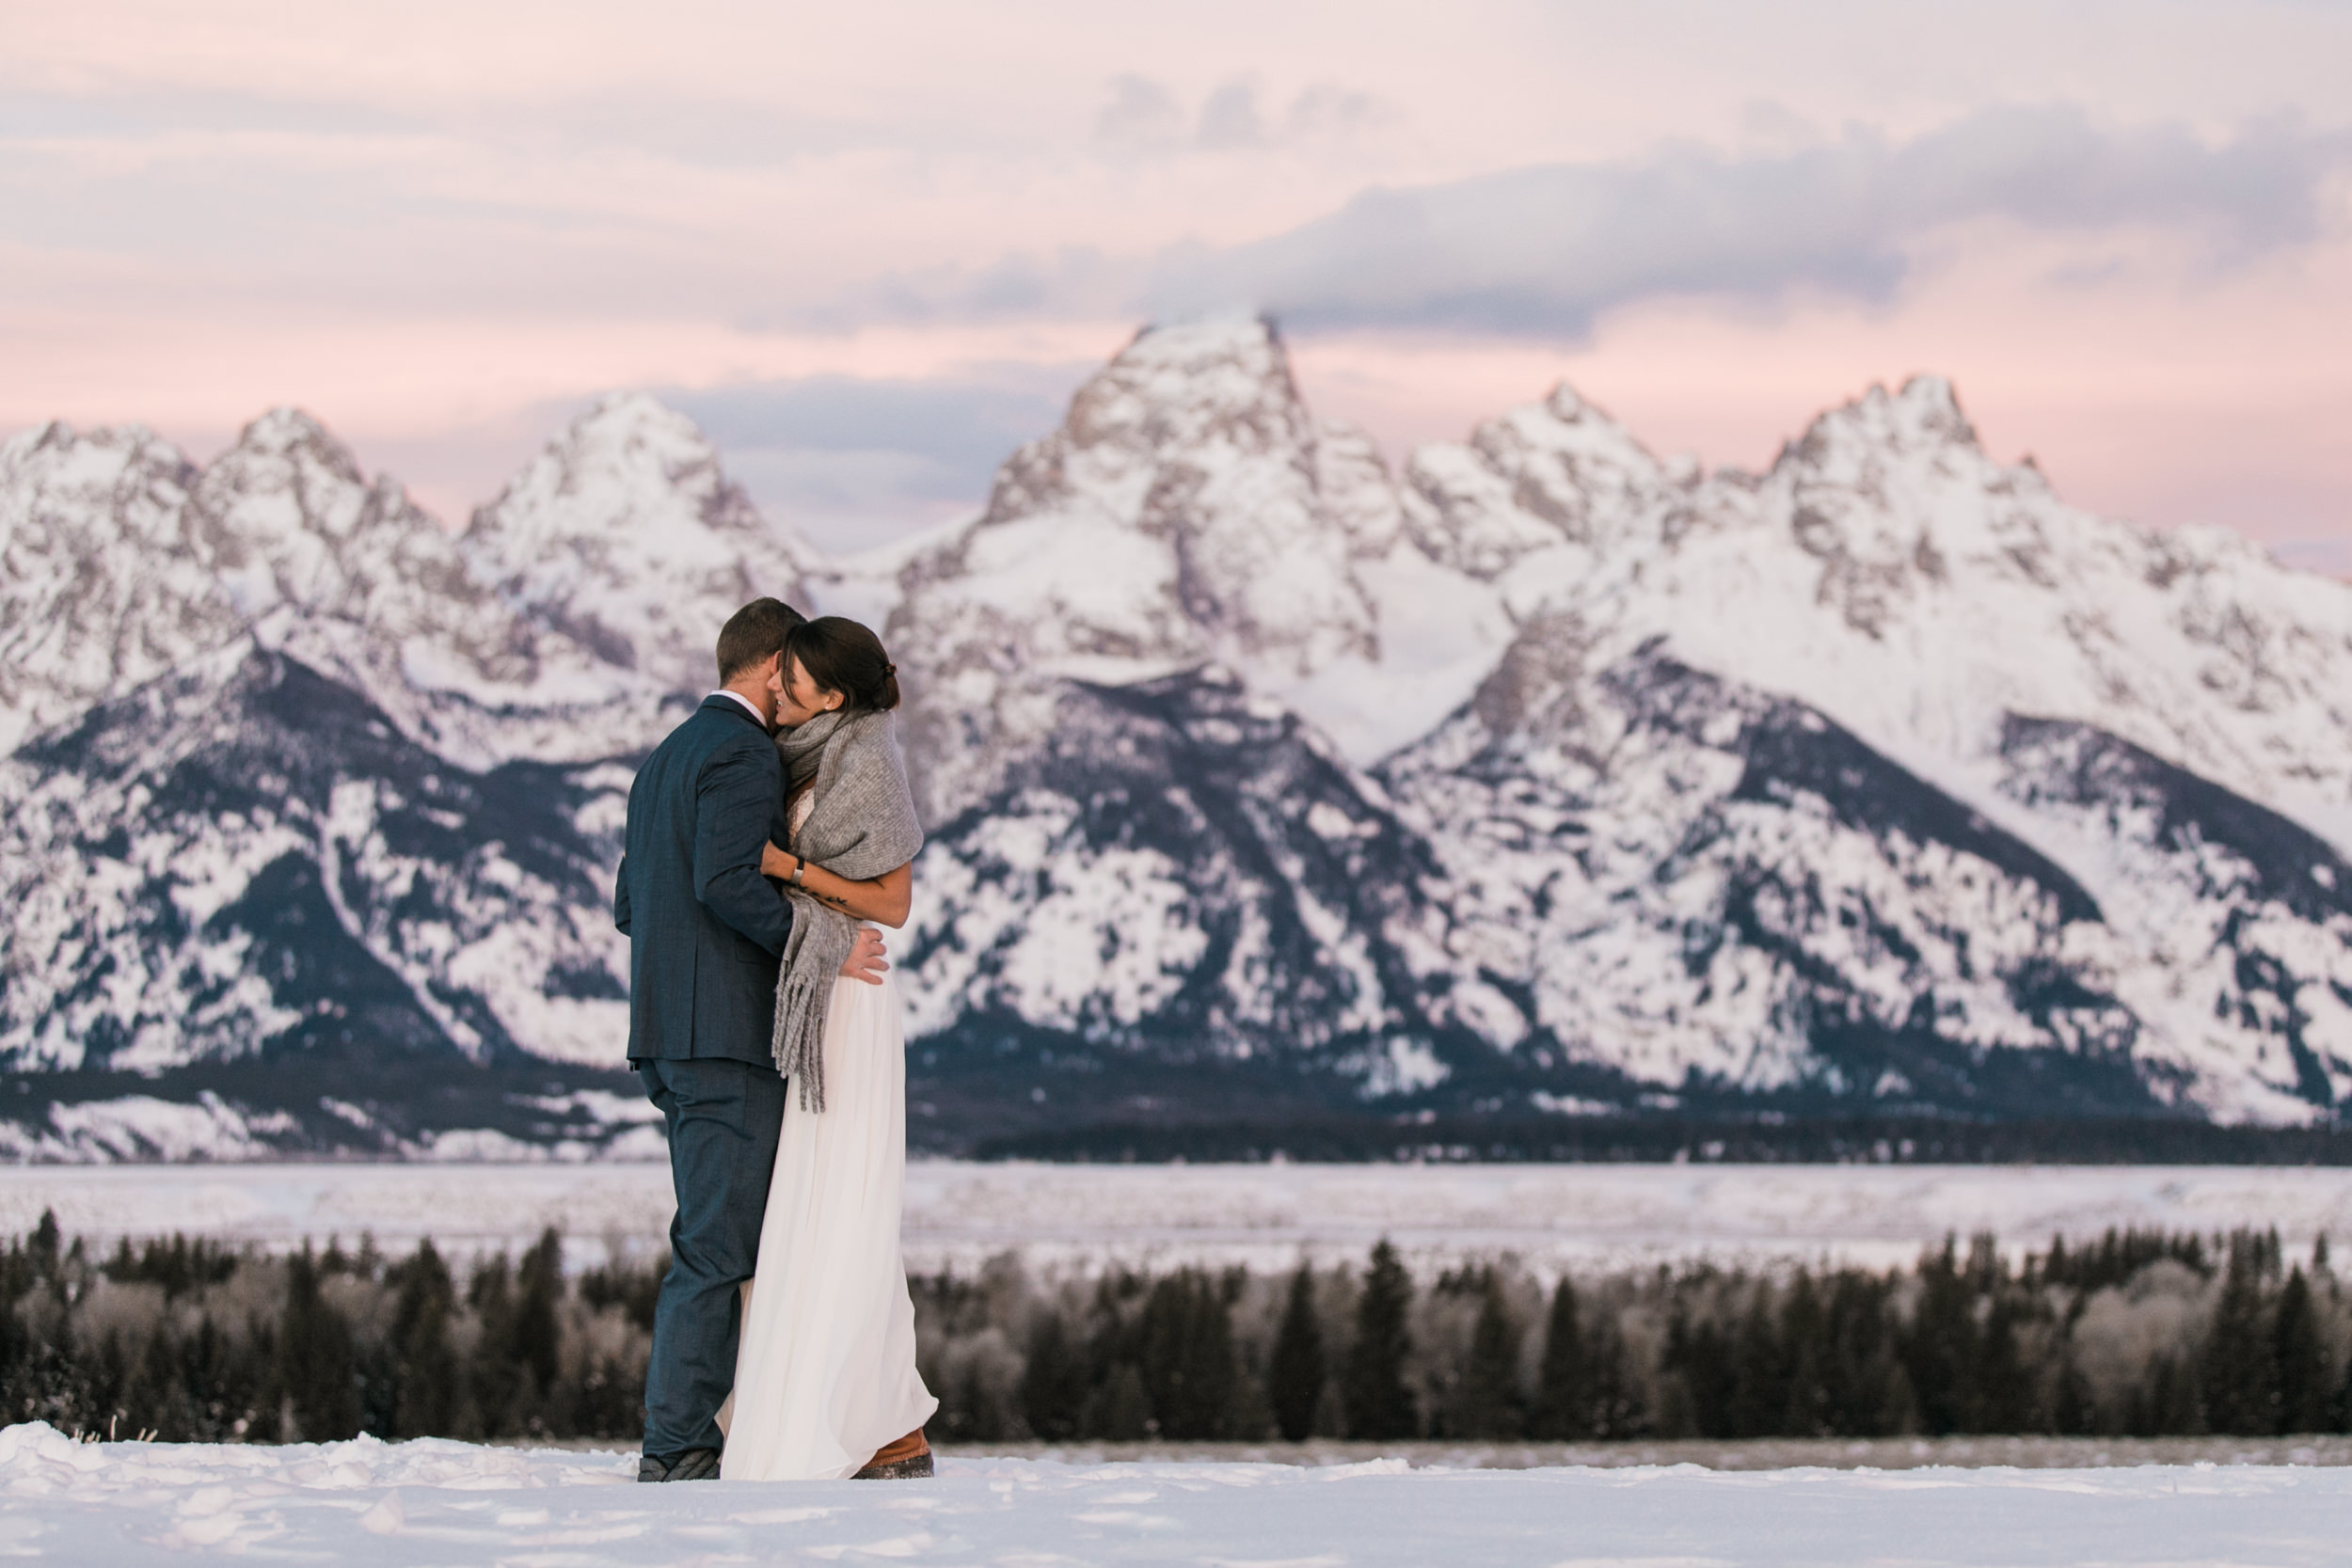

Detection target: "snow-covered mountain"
[464, 393, 812, 700]
[1, 422, 236, 756]
[6, 316, 2352, 1158]
[1367, 372, 2352, 1125]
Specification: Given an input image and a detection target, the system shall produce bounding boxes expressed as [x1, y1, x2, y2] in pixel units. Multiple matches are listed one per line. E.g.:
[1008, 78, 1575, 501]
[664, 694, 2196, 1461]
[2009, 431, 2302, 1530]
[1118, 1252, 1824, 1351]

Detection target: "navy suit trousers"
[637, 1056, 787, 1457]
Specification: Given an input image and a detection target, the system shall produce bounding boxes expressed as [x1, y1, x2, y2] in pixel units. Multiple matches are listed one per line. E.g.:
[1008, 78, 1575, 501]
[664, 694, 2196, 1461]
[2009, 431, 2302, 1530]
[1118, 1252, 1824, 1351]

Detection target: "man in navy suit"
[616, 596, 886, 1482]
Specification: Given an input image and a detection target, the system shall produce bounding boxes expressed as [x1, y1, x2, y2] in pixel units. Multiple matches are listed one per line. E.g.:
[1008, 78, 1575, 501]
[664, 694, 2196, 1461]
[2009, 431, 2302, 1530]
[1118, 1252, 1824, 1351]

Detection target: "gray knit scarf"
[767, 707, 924, 1111]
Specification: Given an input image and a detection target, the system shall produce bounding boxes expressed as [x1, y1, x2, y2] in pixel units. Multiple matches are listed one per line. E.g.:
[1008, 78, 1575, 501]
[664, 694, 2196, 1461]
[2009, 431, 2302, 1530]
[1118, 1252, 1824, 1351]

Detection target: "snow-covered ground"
[2, 1162, 2348, 1274]
[2, 1421, 2346, 1567]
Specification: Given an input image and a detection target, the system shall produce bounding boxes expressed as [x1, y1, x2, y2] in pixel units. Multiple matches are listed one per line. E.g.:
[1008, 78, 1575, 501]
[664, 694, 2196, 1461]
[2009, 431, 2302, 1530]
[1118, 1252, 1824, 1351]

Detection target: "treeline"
[968, 1115, 2352, 1165]
[7, 1213, 2352, 1446]
[0, 1215, 653, 1443]
[918, 1228, 2352, 1443]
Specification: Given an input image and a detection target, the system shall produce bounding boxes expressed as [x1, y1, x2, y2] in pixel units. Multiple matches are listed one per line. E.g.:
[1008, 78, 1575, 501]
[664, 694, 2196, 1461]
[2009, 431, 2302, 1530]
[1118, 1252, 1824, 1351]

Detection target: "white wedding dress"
[719, 795, 937, 1481]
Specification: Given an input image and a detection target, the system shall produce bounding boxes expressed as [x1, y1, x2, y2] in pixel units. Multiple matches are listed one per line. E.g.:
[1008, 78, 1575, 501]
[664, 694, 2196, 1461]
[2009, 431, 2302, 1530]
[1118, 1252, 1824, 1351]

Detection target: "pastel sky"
[8, 0, 2352, 562]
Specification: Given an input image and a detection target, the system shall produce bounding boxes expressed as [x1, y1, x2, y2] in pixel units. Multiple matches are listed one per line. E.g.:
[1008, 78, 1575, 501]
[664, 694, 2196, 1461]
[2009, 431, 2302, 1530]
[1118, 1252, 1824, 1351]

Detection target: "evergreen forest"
[4, 1216, 2348, 1447]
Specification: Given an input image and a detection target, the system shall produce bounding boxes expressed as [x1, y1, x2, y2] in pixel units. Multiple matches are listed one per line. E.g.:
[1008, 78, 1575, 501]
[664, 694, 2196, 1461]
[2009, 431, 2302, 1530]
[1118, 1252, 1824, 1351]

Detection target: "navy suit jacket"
[614, 695, 793, 1066]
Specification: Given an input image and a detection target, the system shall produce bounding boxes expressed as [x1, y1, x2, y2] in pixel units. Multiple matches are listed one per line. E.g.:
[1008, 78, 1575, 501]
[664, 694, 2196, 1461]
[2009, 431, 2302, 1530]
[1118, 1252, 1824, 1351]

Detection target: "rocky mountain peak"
[230, 406, 345, 460]
[188, 407, 454, 626]
[888, 314, 1390, 820]
[1776, 374, 1985, 481]
[1050, 315, 1314, 469]
[930, 317, 1375, 662]
[462, 394, 806, 689]
[472, 393, 752, 544]
[2, 420, 199, 552]
[1402, 381, 1674, 579]
[0, 422, 235, 753]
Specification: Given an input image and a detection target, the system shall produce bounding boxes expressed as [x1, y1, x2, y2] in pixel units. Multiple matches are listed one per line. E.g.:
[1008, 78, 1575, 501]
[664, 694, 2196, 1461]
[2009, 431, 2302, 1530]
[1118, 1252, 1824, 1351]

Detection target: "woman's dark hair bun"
[787, 616, 901, 714]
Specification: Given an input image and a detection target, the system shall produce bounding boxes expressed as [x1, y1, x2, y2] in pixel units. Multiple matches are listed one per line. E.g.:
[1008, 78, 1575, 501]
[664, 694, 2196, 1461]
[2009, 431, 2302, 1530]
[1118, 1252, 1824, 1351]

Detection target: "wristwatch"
[790, 856, 806, 887]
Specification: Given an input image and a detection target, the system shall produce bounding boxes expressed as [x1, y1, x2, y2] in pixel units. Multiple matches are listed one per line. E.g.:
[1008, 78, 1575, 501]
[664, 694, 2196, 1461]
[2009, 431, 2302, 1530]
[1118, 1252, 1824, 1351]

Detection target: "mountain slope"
[0, 423, 238, 755]
[886, 320, 1407, 823]
[1367, 371, 2352, 1124]
[463, 394, 812, 697]
[0, 643, 649, 1158]
[7, 319, 2352, 1154]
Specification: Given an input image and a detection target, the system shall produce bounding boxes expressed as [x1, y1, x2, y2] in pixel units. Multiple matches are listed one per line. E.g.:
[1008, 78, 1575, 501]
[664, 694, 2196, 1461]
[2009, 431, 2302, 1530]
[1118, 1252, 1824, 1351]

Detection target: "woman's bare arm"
[761, 842, 914, 928]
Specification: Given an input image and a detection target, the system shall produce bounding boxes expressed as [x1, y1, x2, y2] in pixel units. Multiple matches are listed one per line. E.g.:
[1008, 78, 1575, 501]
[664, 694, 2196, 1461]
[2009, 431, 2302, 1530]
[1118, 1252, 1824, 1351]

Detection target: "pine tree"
[28, 1212, 58, 1279]
[1724, 1287, 1788, 1438]
[1584, 1305, 1645, 1438]
[467, 1254, 520, 1436]
[120, 1319, 199, 1440]
[2273, 1265, 2328, 1435]
[387, 1240, 466, 1438]
[1813, 1271, 1905, 1437]
[1457, 1276, 1525, 1438]
[2050, 1346, 2095, 1436]
[1903, 1239, 1976, 1435]
[2202, 1237, 2275, 1434]
[1665, 1304, 1736, 1438]
[1531, 1276, 1586, 1439]
[514, 1229, 564, 1407]
[1018, 1309, 1088, 1441]
[1087, 1364, 1152, 1440]
[1343, 1241, 1417, 1440]
[278, 1246, 360, 1441]
[1267, 1265, 1325, 1442]
[2138, 1353, 2200, 1435]
[1137, 1270, 1234, 1440]
[1973, 1294, 2027, 1433]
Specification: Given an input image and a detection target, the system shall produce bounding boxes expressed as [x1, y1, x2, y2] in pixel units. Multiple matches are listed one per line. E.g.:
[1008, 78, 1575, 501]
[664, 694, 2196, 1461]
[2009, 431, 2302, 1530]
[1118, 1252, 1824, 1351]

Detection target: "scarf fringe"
[770, 968, 829, 1115]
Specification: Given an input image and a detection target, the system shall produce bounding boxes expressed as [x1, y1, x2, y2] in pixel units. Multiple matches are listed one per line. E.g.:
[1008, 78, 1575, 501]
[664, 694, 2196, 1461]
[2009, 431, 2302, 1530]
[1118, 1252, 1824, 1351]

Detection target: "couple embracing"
[615, 597, 937, 1483]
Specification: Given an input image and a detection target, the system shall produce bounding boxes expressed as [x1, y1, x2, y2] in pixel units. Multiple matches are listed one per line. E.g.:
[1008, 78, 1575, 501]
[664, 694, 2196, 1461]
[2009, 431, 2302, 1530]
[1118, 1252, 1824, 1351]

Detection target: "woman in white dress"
[721, 615, 938, 1481]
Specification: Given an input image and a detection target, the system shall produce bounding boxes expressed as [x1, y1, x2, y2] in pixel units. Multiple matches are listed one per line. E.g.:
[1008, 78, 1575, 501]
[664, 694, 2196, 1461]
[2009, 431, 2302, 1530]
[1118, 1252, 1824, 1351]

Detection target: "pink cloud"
[5, 1, 2349, 555]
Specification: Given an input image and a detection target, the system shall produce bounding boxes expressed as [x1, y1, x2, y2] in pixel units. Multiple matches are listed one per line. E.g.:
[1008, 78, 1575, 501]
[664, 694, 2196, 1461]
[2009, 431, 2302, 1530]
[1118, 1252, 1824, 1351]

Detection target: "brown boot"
[851, 1429, 932, 1480]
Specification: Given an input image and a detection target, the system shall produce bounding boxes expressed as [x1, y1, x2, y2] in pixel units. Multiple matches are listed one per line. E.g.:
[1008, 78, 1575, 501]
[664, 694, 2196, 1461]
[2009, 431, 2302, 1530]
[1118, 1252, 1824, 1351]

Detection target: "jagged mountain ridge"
[0, 396, 795, 768]
[1363, 366, 2352, 1125]
[897, 321, 2352, 1129]
[6, 319, 2352, 1157]
[0, 643, 653, 1157]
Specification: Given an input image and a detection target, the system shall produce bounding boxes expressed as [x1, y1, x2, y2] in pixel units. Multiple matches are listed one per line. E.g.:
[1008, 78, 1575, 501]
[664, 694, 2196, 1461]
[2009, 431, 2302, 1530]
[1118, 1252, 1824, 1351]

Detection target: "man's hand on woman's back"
[840, 927, 888, 986]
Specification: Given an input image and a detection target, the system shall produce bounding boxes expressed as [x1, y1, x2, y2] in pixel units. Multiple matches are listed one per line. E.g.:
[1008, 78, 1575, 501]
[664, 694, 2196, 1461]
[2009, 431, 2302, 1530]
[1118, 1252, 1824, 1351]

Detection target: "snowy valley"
[8, 319, 2352, 1158]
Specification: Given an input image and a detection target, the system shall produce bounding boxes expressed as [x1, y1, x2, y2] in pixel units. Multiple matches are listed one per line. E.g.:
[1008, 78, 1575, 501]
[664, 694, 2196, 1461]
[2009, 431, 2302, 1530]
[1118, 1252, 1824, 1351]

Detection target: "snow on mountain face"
[888, 320, 1400, 822]
[10, 315, 2352, 1151]
[1366, 371, 2352, 1124]
[900, 667, 1465, 1132]
[1994, 716, 2352, 1122]
[0, 643, 648, 1157]
[0, 401, 820, 1155]
[1381, 638, 2159, 1119]
[183, 409, 641, 765]
[463, 394, 810, 696]
[877, 320, 2352, 1128]
[1601, 377, 2352, 841]
[190, 411, 495, 651]
[1400, 383, 1692, 580]
[0, 423, 239, 755]
[0, 643, 632, 1072]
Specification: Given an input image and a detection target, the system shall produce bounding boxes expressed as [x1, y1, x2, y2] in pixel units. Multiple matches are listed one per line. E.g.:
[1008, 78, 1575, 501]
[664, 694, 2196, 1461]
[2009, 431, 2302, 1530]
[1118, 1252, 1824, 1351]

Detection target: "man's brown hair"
[715, 597, 805, 684]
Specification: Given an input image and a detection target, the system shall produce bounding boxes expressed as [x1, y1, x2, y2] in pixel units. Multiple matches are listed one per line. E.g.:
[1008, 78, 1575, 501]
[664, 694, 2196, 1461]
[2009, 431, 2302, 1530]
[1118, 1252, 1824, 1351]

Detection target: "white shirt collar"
[707, 689, 769, 727]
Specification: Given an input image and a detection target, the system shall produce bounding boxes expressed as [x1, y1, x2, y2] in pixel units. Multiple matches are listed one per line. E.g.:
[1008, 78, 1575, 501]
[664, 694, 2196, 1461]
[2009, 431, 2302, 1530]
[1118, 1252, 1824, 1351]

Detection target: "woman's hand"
[761, 840, 797, 881]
